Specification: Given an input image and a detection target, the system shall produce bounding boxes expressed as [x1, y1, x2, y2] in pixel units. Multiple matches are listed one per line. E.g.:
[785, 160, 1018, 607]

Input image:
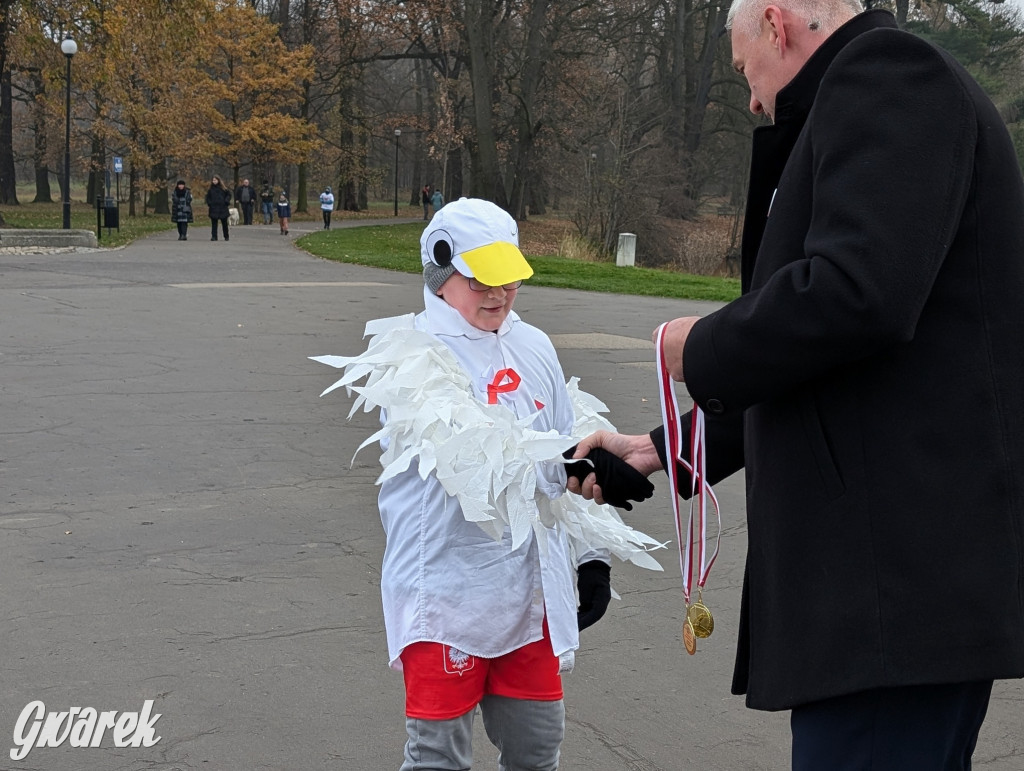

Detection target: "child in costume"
[314, 198, 660, 770]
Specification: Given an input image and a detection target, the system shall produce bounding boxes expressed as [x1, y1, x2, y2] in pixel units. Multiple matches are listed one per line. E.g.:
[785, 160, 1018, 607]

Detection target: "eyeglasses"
[466, 277, 523, 292]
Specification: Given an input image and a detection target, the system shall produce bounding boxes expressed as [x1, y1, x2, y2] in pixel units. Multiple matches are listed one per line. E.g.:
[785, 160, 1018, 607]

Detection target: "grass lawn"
[0, 197, 416, 249]
[0, 201, 173, 248]
[298, 223, 741, 302]
[2, 197, 741, 302]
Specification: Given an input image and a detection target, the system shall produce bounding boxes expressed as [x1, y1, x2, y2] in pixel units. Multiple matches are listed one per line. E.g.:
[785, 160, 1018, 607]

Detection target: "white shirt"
[319, 192, 334, 210]
[376, 287, 580, 669]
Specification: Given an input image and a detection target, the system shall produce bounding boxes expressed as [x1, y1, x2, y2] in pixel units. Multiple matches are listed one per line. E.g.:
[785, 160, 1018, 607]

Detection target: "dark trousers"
[322, 209, 332, 228]
[176, 221, 188, 238]
[241, 201, 254, 225]
[791, 681, 993, 771]
[210, 218, 229, 240]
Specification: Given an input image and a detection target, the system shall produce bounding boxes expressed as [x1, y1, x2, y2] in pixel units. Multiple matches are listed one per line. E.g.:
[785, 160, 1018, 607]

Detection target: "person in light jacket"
[319, 186, 335, 230]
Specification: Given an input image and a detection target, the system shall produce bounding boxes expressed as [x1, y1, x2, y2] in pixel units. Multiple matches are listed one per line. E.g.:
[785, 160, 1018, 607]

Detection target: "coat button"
[706, 398, 725, 414]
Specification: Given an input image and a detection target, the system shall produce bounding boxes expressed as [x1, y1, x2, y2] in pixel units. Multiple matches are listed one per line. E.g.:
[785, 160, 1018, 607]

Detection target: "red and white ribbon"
[655, 323, 722, 605]
[486, 368, 521, 404]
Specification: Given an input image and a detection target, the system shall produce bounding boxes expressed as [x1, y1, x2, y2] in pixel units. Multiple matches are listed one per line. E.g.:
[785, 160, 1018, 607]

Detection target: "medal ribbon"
[655, 323, 722, 605]
[486, 368, 521, 404]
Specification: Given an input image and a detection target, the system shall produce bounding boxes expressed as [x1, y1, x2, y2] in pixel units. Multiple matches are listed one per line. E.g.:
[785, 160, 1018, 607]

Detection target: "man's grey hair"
[727, 0, 864, 38]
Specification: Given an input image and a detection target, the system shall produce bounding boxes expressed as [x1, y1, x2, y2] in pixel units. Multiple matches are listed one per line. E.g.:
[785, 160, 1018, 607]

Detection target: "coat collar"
[422, 285, 519, 340]
[740, 10, 899, 289]
[773, 10, 897, 125]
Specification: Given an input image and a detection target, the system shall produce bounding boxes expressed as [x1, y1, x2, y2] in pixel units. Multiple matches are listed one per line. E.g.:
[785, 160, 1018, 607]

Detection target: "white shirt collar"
[422, 285, 519, 340]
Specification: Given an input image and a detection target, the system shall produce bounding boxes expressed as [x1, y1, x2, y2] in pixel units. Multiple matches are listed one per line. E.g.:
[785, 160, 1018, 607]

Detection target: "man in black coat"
[570, 0, 1024, 767]
[235, 178, 256, 225]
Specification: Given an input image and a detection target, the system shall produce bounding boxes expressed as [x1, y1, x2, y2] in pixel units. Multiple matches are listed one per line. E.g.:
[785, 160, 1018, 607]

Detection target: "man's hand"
[653, 316, 701, 382]
[567, 431, 663, 505]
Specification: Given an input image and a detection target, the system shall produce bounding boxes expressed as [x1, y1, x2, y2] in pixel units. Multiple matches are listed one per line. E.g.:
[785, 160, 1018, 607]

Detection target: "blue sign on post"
[113, 157, 123, 173]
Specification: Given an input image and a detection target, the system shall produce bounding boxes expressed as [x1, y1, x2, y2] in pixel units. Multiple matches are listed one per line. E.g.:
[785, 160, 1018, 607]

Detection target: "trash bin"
[103, 197, 119, 229]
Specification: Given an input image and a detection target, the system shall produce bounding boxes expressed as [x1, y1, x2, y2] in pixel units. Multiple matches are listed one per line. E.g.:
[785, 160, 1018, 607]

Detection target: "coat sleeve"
[682, 31, 977, 415]
[650, 408, 745, 496]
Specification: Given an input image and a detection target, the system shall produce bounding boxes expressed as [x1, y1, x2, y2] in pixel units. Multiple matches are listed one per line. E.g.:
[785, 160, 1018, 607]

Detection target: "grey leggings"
[401, 695, 564, 771]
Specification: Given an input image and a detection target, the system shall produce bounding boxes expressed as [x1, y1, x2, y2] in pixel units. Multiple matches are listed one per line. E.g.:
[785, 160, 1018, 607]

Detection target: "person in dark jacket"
[234, 178, 256, 225]
[260, 181, 275, 225]
[421, 184, 431, 221]
[170, 180, 193, 241]
[275, 192, 291, 235]
[205, 175, 232, 241]
[569, 1, 1024, 768]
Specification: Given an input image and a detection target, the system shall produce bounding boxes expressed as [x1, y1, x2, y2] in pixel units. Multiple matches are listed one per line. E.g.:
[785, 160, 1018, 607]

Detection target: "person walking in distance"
[421, 183, 431, 221]
[235, 178, 256, 225]
[204, 175, 232, 241]
[319, 186, 335, 230]
[259, 181, 275, 225]
[276, 192, 291, 235]
[170, 179, 193, 241]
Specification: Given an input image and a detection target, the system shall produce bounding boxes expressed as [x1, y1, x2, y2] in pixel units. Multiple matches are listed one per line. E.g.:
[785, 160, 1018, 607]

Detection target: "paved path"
[1, 219, 1020, 770]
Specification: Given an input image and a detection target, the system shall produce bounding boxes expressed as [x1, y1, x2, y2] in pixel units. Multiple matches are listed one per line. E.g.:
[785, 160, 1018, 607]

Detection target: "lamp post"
[61, 38, 77, 230]
[393, 129, 401, 217]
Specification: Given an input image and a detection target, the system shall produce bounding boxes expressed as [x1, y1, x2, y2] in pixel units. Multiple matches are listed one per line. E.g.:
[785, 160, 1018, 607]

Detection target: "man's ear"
[763, 5, 788, 52]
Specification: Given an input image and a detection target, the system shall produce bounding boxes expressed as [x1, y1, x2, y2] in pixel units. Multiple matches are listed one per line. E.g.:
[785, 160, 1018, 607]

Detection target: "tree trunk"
[278, 0, 291, 42]
[448, 145, 464, 200]
[297, 162, 307, 212]
[462, 0, 507, 208]
[895, 0, 909, 28]
[28, 71, 51, 203]
[506, 0, 550, 221]
[0, 69, 17, 204]
[410, 59, 426, 206]
[357, 129, 368, 210]
[151, 159, 168, 214]
[130, 163, 138, 216]
[681, 3, 727, 187]
[87, 132, 106, 206]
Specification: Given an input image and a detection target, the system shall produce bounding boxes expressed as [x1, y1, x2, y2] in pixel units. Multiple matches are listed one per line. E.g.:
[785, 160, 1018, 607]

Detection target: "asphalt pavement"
[1, 216, 1020, 770]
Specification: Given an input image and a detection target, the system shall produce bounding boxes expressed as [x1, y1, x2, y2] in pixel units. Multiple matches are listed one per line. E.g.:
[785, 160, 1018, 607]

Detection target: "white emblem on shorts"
[443, 647, 475, 675]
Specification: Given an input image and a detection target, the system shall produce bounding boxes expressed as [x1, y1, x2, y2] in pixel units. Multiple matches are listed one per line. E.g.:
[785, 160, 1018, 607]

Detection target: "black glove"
[576, 560, 612, 631]
[563, 446, 655, 511]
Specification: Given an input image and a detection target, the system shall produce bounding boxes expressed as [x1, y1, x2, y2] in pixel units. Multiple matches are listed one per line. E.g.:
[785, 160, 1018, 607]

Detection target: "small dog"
[227, 207, 240, 226]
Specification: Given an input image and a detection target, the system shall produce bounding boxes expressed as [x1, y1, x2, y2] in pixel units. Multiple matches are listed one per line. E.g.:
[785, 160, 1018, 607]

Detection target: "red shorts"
[400, 621, 564, 720]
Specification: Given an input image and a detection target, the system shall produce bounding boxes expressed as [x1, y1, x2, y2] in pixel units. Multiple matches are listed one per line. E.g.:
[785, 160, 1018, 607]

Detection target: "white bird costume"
[312, 198, 662, 672]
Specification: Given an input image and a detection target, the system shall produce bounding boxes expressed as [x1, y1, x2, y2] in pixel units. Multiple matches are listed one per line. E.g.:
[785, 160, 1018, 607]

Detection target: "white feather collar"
[312, 314, 664, 569]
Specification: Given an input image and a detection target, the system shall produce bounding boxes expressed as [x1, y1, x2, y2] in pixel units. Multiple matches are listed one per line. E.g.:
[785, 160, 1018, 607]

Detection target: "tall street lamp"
[61, 38, 77, 229]
[393, 129, 401, 217]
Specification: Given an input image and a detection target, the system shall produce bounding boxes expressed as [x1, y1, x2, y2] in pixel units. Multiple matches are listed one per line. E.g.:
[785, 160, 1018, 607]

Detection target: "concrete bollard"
[616, 232, 636, 267]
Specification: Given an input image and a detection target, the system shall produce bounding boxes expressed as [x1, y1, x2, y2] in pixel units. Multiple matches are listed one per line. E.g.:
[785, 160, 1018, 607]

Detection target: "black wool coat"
[661, 11, 1024, 711]
[204, 184, 232, 219]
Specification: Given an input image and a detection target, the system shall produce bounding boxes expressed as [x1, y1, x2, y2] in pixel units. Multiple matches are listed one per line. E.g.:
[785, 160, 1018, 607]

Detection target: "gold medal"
[687, 600, 714, 639]
[682, 618, 697, 655]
